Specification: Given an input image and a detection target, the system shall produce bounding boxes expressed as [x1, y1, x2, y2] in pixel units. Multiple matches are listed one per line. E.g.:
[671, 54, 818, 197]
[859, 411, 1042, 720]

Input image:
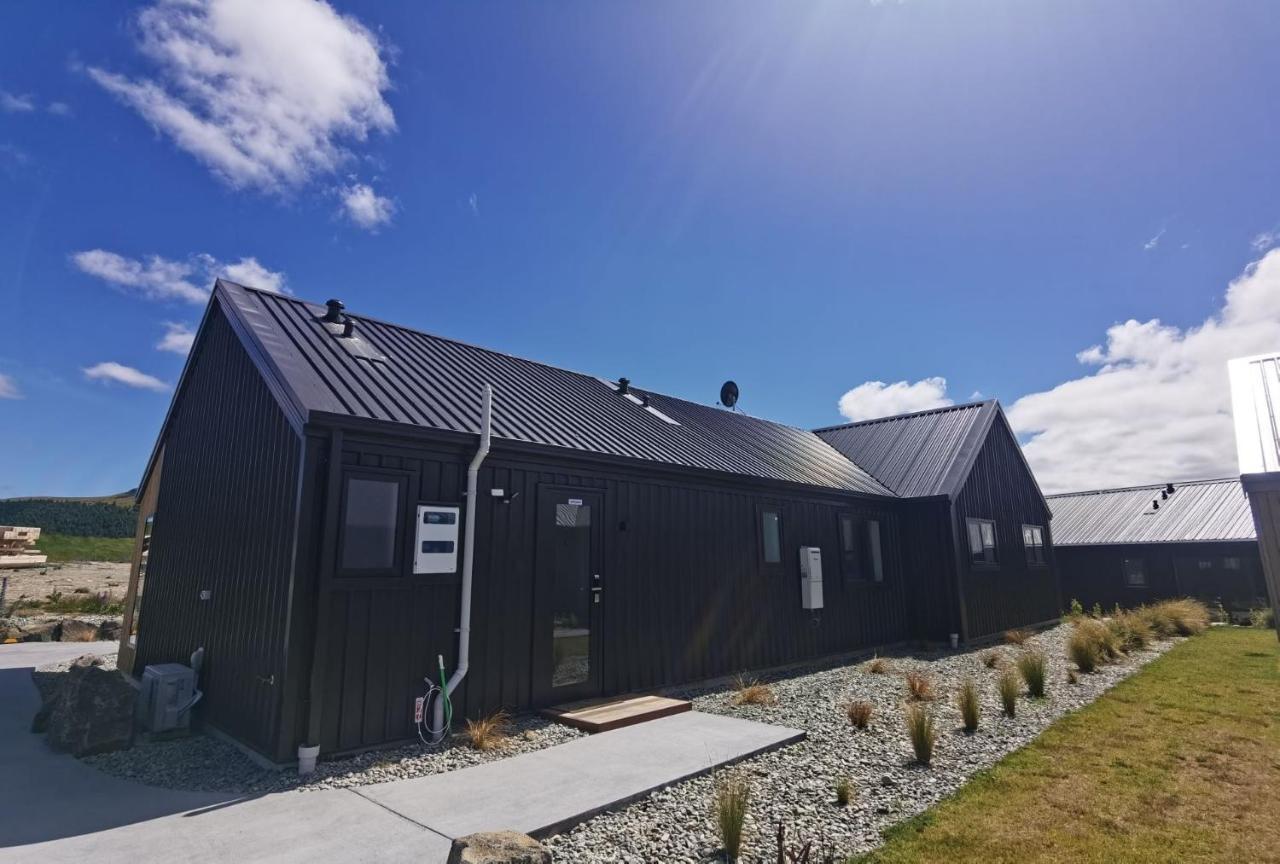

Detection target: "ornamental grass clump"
[464, 710, 510, 751]
[904, 670, 936, 702]
[904, 703, 937, 766]
[732, 674, 777, 706]
[1067, 626, 1100, 673]
[714, 772, 751, 862]
[957, 677, 981, 733]
[865, 656, 891, 675]
[1107, 608, 1154, 653]
[1017, 651, 1047, 698]
[835, 776, 854, 806]
[997, 669, 1019, 717]
[845, 699, 873, 730]
[981, 651, 1000, 669]
[1004, 628, 1033, 647]
[1140, 598, 1211, 637]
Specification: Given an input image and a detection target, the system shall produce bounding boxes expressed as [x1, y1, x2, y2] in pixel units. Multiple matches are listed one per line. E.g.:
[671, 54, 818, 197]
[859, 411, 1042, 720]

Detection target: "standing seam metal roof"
[1045, 478, 1256, 546]
[813, 402, 994, 498]
[215, 280, 893, 496]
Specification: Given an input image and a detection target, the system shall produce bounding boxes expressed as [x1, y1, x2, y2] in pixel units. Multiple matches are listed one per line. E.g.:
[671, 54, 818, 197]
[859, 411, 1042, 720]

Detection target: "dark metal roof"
[1046, 478, 1256, 546]
[214, 280, 893, 496]
[813, 402, 996, 498]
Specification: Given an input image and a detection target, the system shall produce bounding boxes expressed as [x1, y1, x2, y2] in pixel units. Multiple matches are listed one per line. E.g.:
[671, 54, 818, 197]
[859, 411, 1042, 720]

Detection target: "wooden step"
[542, 694, 692, 733]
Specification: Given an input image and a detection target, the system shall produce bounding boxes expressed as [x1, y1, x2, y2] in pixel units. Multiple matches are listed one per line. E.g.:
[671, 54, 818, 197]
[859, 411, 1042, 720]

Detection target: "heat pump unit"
[799, 546, 824, 609]
[138, 663, 196, 733]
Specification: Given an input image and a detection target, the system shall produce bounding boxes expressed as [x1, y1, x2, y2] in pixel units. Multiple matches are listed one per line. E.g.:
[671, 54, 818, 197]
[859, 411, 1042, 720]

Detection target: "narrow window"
[967, 518, 998, 566]
[1022, 524, 1046, 566]
[1223, 556, 1241, 570]
[866, 519, 884, 582]
[1123, 557, 1146, 587]
[341, 476, 403, 572]
[839, 512, 858, 579]
[761, 510, 781, 564]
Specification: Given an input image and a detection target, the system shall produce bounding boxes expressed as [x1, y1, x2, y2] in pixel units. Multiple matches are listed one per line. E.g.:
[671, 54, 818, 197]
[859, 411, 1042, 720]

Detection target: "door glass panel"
[552, 502, 592, 687]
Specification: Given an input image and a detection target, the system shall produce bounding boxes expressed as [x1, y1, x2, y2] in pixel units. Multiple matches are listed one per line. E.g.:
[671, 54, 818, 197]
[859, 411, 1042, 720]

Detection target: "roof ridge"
[1045, 476, 1241, 498]
[812, 399, 993, 433]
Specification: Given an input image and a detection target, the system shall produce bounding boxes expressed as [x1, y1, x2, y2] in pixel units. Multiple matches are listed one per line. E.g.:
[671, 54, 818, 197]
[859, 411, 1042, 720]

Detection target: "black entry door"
[532, 486, 604, 705]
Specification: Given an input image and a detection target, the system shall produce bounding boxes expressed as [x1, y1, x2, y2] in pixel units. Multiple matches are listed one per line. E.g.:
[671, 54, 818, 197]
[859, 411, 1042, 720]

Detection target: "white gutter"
[434, 384, 492, 740]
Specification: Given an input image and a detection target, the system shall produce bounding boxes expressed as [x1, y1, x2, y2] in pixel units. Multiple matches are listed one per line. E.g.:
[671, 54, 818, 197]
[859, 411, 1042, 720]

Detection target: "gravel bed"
[33, 654, 583, 794]
[547, 623, 1178, 863]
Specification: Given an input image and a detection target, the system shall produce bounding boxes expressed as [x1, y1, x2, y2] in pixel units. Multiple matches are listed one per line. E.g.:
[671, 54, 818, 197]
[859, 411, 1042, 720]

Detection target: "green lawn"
[38, 533, 134, 563]
[858, 627, 1280, 864]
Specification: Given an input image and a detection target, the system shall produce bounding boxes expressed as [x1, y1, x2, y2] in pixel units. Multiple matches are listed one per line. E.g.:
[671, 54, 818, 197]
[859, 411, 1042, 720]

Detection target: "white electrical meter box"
[799, 545, 824, 609]
[414, 504, 460, 574]
[138, 663, 196, 732]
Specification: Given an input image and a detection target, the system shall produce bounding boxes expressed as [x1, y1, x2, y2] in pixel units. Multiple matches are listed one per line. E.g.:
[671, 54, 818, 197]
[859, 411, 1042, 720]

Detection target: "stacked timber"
[0, 526, 47, 567]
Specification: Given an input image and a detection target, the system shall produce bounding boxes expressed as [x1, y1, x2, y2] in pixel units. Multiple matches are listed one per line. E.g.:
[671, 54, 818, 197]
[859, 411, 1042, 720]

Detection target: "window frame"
[1022, 523, 1047, 567]
[838, 511, 859, 582]
[967, 517, 999, 568]
[336, 468, 410, 578]
[1122, 556, 1147, 588]
[866, 518, 885, 583]
[759, 506, 783, 566]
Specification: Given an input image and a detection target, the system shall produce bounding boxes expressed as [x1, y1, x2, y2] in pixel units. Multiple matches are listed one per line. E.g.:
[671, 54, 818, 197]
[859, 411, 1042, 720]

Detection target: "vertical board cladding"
[1243, 481, 1280, 640]
[310, 431, 911, 755]
[1055, 542, 1267, 613]
[898, 498, 959, 641]
[134, 304, 302, 757]
[954, 421, 1061, 640]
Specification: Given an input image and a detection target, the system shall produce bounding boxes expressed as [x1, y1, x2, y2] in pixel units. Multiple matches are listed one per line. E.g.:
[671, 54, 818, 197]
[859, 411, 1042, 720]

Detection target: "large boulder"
[446, 832, 551, 864]
[97, 618, 123, 643]
[59, 619, 99, 642]
[21, 621, 59, 642]
[44, 655, 136, 756]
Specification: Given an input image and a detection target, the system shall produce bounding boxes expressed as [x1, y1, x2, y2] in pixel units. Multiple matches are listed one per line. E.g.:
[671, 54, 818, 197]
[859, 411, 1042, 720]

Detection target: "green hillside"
[0, 495, 138, 538]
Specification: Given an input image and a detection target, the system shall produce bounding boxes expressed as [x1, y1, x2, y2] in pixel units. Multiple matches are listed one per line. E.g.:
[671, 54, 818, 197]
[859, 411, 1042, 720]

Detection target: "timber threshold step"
[542, 694, 692, 733]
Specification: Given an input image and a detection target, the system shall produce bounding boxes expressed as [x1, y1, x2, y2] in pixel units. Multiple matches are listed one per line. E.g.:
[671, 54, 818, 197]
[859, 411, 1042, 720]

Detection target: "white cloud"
[157, 321, 196, 354]
[72, 249, 286, 303]
[83, 362, 170, 392]
[1252, 228, 1279, 252]
[88, 0, 394, 193]
[837, 377, 953, 422]
[1, 90, 35, 112]
[0, 373, 21, 399]
[1143, 227, 1166, 251]
[1008, 249, 1280, 493]
[340, 183, 395, 229]
[47, 101, 71, 117]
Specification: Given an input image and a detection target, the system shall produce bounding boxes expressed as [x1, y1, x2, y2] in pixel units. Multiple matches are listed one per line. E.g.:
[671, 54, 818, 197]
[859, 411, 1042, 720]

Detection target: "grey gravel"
[546, 623, 1178, 863]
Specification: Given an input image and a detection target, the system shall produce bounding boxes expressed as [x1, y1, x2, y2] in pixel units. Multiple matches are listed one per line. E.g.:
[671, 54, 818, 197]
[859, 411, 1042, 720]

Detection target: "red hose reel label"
[414, 696, 425, 723]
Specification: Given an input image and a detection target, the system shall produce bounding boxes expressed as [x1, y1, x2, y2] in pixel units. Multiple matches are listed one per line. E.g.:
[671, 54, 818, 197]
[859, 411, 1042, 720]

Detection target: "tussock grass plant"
[1251, 607, 1275, 630]
[997, 669, 1019, 717]
[1139, 599, 1210, 637]
[1004, 628, 1034, 647]
[835, 776, 854, 806]
[904, 670, 936, 702]
[732, 675, 777, 706]
[845, 699, 873, 730]
[714, 772, 750, 862]
[865, 656, 891, 675]
[1107, 609, 1155, 653]
[1067, 669, 1079, 685]
[981, 651, 1000, 669]
[1018, 651, 1048, 698]
[957, 677, 981, 733]
[464, 710, 510, 750]
[905, 703, 937, 766]
[1068, 626, 1101, 673]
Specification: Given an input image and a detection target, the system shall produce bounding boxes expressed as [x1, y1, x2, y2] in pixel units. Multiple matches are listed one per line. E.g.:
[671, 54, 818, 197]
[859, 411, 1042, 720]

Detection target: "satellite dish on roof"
[719, 380, 739, 409]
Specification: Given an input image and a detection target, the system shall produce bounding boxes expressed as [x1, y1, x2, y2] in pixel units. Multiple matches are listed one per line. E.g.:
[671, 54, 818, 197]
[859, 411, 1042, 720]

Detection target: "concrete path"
[359, 711, 805, 838]
[1, 643, 802, 862]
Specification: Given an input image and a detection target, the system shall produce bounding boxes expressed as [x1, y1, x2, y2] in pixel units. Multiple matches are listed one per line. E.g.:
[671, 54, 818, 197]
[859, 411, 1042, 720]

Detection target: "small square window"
[1123, 557, 1146, 587]
[1022, 524, 1046, 566]
[967, 518, 998, 566]
[761, 510, 781, 564]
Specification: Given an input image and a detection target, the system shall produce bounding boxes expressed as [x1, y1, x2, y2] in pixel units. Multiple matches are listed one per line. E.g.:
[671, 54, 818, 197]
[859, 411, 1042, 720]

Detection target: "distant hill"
[0, 491, 138, 538]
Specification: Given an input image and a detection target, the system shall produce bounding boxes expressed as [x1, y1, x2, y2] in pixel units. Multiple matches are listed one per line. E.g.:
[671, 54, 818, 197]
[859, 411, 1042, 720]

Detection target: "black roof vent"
[323, 298, 345, 323]
[1152, 499, 1159, 510]
[342, 318, 355, 338]
[1161, 490, 1168, 500]
[1165, 482, 1175, 495]
[616, 377, 630, 395]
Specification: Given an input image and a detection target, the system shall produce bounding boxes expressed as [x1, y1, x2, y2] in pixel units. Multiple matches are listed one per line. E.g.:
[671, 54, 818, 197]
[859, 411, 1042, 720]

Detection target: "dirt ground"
[0, 561, 130, 605]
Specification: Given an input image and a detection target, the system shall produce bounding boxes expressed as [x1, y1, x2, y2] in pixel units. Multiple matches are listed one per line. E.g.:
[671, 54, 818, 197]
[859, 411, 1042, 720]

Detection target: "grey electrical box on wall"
[414, 504, 460, 574]
[799, 545, 824, 609]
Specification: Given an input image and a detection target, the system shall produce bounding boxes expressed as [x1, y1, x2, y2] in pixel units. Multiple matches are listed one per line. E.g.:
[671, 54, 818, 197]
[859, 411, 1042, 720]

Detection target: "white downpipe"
[434, 384, 492, 741]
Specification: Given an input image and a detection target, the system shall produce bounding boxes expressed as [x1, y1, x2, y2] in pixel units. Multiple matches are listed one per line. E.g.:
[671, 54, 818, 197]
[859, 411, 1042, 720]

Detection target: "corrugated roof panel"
[217, 281, 892, 496]
[1046, 478, 1256, 546]
[813, 402, 993, 497]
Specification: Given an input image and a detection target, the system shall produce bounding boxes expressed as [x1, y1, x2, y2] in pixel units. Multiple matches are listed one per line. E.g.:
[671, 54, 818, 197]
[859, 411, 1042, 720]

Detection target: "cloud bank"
[72, 249, 286, 303]
[0, 373, 20, 399]
[837, 377, 953, 422]
[83, 362, 170, 392]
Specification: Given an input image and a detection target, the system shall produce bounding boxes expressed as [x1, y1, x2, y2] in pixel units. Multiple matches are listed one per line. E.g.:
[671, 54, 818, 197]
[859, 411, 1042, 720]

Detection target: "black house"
[117, 281, 1057, 762]
[1049, 477, 1266, 617]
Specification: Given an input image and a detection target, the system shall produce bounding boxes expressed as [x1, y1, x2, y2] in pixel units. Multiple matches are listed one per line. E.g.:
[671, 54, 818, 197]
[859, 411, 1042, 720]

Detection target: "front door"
[533, 487, 604, 705]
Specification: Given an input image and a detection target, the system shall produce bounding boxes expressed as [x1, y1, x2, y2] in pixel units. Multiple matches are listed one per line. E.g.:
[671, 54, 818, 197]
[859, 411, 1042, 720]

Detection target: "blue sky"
[2, 0, 1279, 497]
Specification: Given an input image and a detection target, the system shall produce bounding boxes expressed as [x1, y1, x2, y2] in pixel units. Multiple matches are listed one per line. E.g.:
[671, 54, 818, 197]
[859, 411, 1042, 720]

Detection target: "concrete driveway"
[0, 642, 450, 864]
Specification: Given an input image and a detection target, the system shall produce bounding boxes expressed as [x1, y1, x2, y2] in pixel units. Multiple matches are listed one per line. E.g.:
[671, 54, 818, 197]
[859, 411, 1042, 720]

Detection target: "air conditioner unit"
[138, 663, 197, 733]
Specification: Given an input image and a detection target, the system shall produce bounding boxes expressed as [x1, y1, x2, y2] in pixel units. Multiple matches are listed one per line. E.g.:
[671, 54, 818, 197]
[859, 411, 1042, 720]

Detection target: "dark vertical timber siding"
[898, 498, 959, 641]
[1055, 542, 1266, 613]
[135, 304, 302, 757]
[955, 421, 1061, 639]
[309, 431, 912, 755]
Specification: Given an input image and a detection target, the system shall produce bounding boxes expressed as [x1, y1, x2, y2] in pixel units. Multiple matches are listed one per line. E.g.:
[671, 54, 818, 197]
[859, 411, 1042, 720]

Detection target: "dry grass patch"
[957, 677, 981, 733]
[846, 699, 874, 730]
[865, 656, 891, 675]
[980, 651, 1000, 669]
[1139, 598, 1211, 638]
[835, 776, 855, 806]
[713, 771, 750, 862]
[996, 669, 1019, 717]
[904, 670, 936, 702]
[857, 628, 1280, 864]
[905, 703, 937, 766]
[1017, 652, 1048, 698]
[1003, 628, 1034, 647]
[732, 674, 777, 706]
[464, 710, 510, 751]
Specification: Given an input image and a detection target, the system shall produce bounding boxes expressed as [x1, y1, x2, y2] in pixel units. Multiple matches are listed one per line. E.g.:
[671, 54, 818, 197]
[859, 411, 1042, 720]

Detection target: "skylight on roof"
[595, 378, 680, 425]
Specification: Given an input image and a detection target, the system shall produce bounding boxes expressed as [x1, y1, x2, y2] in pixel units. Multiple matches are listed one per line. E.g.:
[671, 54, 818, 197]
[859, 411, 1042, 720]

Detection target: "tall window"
[761, 509, 781, 564]
[866, 519, 884, 582]
[1122, 557, 1146, 587]
[839, 513, 858, 579]
[1022, 524, 1046, 566]
[967, 518, 998, 566]
[340, 475, 403, 573]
